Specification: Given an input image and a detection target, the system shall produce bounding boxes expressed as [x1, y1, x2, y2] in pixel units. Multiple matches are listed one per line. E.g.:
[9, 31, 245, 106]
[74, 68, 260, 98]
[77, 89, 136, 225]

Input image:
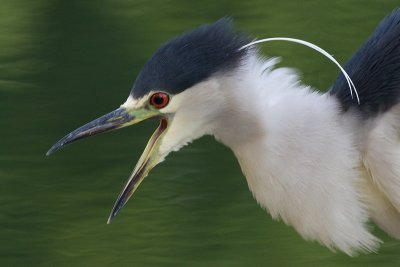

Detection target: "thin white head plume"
[240, 37, 360, 104]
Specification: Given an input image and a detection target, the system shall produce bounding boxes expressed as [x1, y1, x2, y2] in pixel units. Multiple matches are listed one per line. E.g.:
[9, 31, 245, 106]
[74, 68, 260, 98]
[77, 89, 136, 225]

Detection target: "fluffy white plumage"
[152, 51, 400, 256]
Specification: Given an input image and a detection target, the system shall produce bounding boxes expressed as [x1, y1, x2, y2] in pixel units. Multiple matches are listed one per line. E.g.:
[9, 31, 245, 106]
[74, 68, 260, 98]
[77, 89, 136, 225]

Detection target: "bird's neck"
[212, 54, 373, 252]
[212, 54, 329, 148]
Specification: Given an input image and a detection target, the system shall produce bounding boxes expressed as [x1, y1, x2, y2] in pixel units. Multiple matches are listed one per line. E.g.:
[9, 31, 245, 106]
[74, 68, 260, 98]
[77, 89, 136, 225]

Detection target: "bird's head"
[47, 18, 251, 222]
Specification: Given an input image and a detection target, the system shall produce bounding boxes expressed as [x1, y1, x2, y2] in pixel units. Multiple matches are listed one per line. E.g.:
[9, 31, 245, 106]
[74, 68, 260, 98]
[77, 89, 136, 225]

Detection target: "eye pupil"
[150, 92, 169, 108]
[153, 96, 164, 105]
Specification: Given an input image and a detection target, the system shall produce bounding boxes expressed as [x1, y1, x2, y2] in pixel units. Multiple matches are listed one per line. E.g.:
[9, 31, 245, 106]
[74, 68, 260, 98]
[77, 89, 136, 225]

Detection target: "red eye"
[150, 92, 169, 109]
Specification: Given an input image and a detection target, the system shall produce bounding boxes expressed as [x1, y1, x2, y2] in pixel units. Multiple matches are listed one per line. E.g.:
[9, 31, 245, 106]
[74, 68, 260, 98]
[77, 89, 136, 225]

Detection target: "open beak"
[47, 106, 170, 223]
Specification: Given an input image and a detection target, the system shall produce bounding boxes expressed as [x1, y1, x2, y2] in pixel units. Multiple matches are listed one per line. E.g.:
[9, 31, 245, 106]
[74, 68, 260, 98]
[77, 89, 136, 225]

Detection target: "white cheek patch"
[160, 79, 220, 114]
[159, 94, 183, 113]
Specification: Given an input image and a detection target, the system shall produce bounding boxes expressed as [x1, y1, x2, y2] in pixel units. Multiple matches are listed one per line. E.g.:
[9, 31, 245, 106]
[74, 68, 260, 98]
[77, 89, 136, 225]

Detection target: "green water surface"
[1, 0, 400, 266]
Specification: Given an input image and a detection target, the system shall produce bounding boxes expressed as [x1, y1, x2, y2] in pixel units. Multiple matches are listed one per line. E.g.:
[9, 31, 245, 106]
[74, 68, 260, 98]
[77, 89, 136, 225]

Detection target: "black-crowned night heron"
[47, 10, 400, 256]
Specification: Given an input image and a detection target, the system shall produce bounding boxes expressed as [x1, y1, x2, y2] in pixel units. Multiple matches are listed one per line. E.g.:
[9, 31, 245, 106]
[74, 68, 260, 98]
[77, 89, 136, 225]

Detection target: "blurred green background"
[1, 0, 399, 266]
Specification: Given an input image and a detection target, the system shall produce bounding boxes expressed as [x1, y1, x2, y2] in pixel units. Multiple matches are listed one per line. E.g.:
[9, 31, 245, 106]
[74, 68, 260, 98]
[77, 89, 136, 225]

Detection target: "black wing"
[330, 9, 400, 117]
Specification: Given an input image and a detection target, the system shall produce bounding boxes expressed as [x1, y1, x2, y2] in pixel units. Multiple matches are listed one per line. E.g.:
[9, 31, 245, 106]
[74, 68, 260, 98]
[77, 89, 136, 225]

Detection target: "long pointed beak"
[47, 105, 171, 224]
[46, 107, 134, 155]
